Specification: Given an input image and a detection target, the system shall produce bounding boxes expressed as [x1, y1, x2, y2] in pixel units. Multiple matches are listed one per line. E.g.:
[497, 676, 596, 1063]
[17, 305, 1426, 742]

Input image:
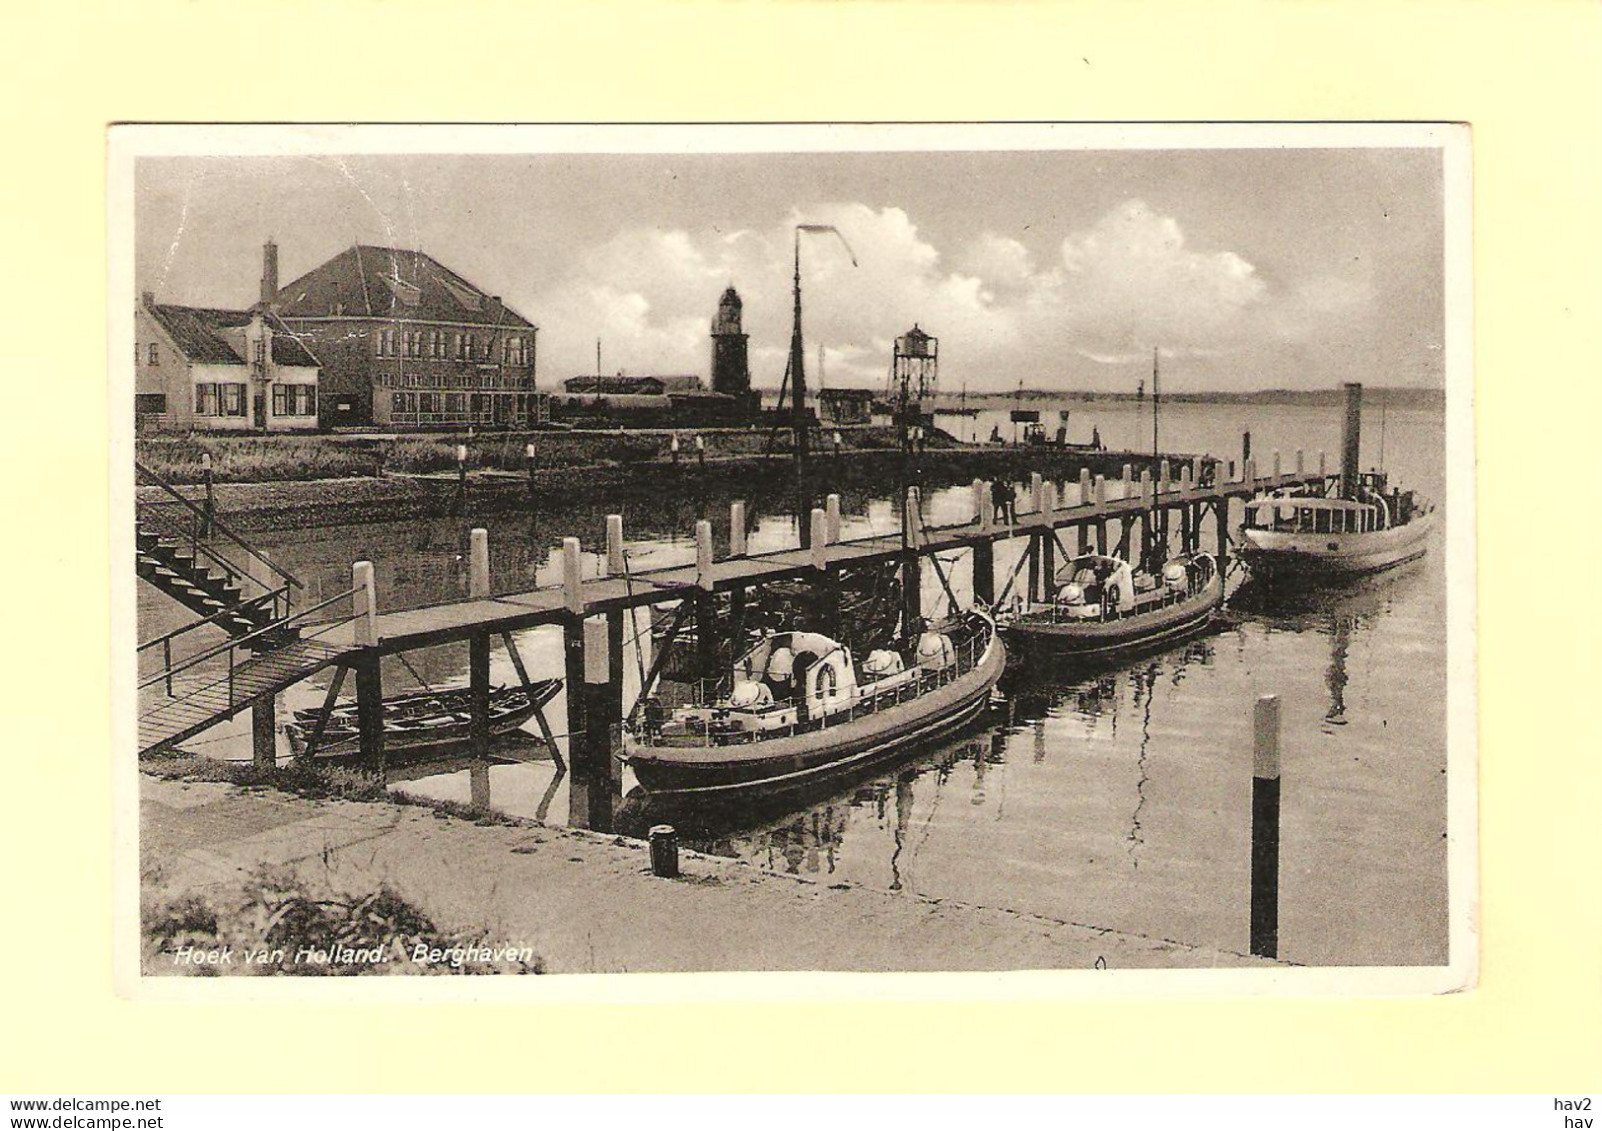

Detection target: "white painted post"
[825, 493, 842, 545]
[352, 560, 377, 647]
[906, 486, 923, 548]
[1078, 467, 1091, 507]
[469, 528, 490, 597]
[562, 537, 583, 615]
[1094, 475, 1107, 507]
[1159, 460, 1171, 493]
[606, 514, 625, 576]
[584, 615, 609, 686]
[729, 500, 747, 557]
[1245, 457, 1258, 484]
[1180, 465, 1193, 495]
[1296, 448, 1305, 475]
[1041, 480, 1057, 524]
[1121, 463, 1134, 499]
[695, 519, 714, 588]
[810, 508, 829, 571]
[1273, 450, 1282, 479]
[974, 479, 991, 531]
[1030, 472, 1045, 517]
[1140, 469, 1153, 505]
[455, 443, 467, 465]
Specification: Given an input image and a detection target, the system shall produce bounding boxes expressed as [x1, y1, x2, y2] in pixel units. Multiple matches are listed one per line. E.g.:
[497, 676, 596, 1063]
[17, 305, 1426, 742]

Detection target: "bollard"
[352, 560, 377, 647]
[810, 508, 829, 571]
[670, 434, 680, 465]
[562, 537, 583, 615]
[905, 486, 923, 547]
[695, 519, 714, 588]
[1078, 467, 1091, 507]
[606, 514, 625, 577]
[729, 500, 747, 557]
[1159, 459, 1171, 492]
[1041, 480, 1057, 525]
[1093, 475, 1106, 506]
[1030, 472, 1044, 517]
[524, 441, 537, 502]
[1121, 464, 1133, 499]
[973, 479, 991, 531]
[649, 825, 680, 878]
[825, 493, 842, 544]
[1251, 694, 1282, 959]
[468, 528, 490, 597]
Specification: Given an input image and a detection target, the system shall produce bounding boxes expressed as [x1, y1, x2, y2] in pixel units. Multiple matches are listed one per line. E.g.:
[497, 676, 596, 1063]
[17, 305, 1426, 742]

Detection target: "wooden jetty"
[138, 449, 1330, 830]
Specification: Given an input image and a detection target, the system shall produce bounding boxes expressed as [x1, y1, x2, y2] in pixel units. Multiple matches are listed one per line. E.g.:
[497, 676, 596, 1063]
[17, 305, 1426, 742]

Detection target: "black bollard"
[649, 825, 680, 878]
[1250, 694, 1282, 959]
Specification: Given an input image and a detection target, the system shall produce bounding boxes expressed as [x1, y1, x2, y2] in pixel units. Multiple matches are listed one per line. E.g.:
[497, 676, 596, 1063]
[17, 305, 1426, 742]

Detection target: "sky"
[134, 147, 1444, 394]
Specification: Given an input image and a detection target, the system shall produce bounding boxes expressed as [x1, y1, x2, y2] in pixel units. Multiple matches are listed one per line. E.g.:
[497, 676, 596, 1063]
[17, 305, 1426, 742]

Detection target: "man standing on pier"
[991, 479, 1016, 525]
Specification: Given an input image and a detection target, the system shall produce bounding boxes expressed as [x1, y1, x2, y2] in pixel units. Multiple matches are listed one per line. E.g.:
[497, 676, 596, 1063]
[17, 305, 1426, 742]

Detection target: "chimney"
[1340, 381, 1363, 498]
[260, 239, 279, 306]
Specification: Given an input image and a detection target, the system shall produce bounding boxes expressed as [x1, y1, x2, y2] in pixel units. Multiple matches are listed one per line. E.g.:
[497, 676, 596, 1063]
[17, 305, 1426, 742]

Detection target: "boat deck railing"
[636, 625, 993, 748]
[1015, 575, 1215, 625]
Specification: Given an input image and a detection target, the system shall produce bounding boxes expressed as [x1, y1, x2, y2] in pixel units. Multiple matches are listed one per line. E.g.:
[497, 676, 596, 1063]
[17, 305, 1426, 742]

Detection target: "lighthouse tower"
[710, 286, 751, 398]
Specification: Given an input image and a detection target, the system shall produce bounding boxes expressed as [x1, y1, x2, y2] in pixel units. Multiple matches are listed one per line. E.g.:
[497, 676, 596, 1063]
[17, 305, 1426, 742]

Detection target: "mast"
[1152, 345, 1160, 457]
[790, 228, 810, 546]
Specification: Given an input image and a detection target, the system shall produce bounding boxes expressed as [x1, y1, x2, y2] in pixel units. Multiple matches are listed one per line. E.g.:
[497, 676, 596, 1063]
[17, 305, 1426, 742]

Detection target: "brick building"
[266, 241, 539, 429]
[134, 294, 321, 432]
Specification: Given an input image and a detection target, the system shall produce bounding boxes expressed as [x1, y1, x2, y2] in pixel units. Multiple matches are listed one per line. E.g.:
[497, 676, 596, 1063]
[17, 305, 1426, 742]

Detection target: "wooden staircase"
[136, 523, 297, 648]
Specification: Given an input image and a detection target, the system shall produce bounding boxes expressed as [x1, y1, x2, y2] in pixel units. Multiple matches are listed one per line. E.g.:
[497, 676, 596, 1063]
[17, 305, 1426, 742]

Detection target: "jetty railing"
[136, 460, 303, 596]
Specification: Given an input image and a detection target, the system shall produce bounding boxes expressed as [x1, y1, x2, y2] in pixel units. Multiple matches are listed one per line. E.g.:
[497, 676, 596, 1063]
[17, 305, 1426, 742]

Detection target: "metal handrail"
[136, 460, 303, 589]
[138, 585, 361, 693]
[136, 586, 289, 653]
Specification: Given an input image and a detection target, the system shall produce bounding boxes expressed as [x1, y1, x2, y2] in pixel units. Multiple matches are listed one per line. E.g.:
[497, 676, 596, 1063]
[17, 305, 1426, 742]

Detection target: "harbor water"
[138, 400, 1449, 967]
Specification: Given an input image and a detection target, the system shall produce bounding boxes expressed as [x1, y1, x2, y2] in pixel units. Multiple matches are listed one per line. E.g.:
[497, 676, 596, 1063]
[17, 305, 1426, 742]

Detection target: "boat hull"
[626, 635, 1006, 796]
[1240, 512, 1433, 580]
[1002, 577, 1224, 658]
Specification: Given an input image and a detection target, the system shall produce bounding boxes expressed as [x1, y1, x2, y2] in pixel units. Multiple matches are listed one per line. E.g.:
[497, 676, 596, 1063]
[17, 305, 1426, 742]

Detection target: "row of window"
[272, 384, 318, 416]
[195, 383, 247, 417]
[373, 328, 530, 365]
[389, 392, 534, 416]
[377, 371, 535, 391]
[192, 383, 316, 418]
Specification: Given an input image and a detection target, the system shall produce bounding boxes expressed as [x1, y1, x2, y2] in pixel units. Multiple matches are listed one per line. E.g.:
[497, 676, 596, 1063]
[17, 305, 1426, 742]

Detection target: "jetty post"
[1039, 480, 1057, 598]
[1078, 468, 1092, 553]
[1341, 382, 1363, 497]
[1094, 474, 1108, 554]
[1251, 694, 1283, 959]
[351, 560, 384, 775]
[902, 486, 923, 631]
[199, 452, 215, 538]
[525, 441, 537, 504]
[469, 528, 490, 597]
[728, 500, 748, 644]
[1026, 473, 1045, 602]
[971, 480, 994, 607]
[825, 493, 842, 545]
[694, 519, 717, 679]
[467, 528, 493, 805]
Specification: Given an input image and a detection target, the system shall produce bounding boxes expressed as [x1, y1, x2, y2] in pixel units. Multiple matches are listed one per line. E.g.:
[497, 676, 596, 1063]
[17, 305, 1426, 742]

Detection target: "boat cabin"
[1033, 552, 1217, 621]
[1246, 495, 1386, 535]
[645, 616, 989, 747]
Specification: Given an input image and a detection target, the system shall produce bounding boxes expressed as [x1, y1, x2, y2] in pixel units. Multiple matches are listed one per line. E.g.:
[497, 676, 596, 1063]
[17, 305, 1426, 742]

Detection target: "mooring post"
[825, 493, 842, 545]
[200, 452, 215, 538]
[649, 825, 680, 878]
[973, 479, 991, 532]
[694, 519, 717, 679]
[562, 616, 589, 827]
[1273, 450, 1282, 481]
[1215, 499, 1230, 576]
[562, 537, 583, 616]
[606, 514, 625, 578]
[1251, 694, 1282, 959]
[1039, 482, 1057, 592]
[1245, 457, 1257, 486]
[354, 651, 385, 779]
[695, 519, 714, 589]
[902, 486, 923, 631]
[729, 500, 747, 557]
[1121, 463, 1134, 500]
[569, 614, 619, 831]
[810, 508, 829, 571]
[469, 630, 492, 805]
[1296, 448, 1305, 476]
[1319, 450, 1328, 480]
[972, 479, 995, 606]
[1242, 429, 1252, 465]
[695, 433, 705, 473]
[251, 695, 276, 769]
[468, 528, 490, 598]
[1093, 475, 1108, 553]
[670, 433, 680, 466]
[1030, 472, 1045, 520]
[525, 441, 537, 503]
[1139, 470, 1154, 565]
[352, 560, 377, 647]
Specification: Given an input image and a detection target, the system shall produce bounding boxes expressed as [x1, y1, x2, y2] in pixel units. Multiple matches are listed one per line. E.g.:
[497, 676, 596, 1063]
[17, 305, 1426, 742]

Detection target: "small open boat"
[1240, 471, 1433, 581]
[284, 680, 562, 760]
[625, 609, 1005, 796]
[999, 551, 1223, 659]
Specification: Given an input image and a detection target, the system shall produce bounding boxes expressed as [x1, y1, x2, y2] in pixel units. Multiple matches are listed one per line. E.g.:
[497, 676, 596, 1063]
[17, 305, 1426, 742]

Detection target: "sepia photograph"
[114, 124, 1474, 984]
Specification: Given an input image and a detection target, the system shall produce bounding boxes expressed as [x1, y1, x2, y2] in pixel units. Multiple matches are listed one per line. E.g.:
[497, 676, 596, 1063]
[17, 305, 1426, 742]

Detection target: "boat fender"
[1162, 562, 1189, 591]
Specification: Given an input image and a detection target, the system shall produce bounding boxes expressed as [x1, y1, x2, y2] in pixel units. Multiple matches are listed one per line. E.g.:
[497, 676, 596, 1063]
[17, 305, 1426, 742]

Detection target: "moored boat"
[1239, 474, 1433, 580]
[625, 609, 1005, 796]
[999, 551, 1223, 658]
[284, 680, 562, 760]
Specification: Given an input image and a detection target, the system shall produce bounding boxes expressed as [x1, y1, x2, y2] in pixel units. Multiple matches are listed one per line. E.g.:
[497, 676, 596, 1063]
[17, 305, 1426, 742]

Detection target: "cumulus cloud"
[518, 198, 1368, 392]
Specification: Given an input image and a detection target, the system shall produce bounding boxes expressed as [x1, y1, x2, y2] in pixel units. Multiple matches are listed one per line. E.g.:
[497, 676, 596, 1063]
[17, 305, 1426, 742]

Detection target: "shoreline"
[135, 445, 1197, 532]
[140, 774, 1280, 974]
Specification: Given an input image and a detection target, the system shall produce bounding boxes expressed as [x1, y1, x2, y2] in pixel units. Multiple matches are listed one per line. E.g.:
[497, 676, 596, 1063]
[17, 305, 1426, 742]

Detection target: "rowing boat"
[283, 680, 562, 760]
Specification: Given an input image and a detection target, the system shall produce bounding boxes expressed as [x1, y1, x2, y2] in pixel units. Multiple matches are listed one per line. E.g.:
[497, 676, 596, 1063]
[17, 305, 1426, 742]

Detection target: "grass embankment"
[137, 427, 918, 485]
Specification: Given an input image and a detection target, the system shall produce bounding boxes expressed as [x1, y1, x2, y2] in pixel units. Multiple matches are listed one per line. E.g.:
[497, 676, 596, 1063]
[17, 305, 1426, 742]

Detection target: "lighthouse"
[710, 286, 751, 398]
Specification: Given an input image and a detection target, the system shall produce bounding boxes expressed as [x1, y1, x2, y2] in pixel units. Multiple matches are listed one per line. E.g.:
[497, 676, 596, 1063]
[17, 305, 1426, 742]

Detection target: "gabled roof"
[273, 245, 536, 329]
[146, 304, 320, 368]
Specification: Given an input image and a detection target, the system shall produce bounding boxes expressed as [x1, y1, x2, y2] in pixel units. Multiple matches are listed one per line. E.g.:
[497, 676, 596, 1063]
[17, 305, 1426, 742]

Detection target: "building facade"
[135, 294, 321, 432]
[266, 242, 538, 429]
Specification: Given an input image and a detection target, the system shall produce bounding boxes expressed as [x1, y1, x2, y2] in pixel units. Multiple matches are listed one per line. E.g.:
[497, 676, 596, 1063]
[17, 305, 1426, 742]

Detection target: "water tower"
[890, 324, 938, 427]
